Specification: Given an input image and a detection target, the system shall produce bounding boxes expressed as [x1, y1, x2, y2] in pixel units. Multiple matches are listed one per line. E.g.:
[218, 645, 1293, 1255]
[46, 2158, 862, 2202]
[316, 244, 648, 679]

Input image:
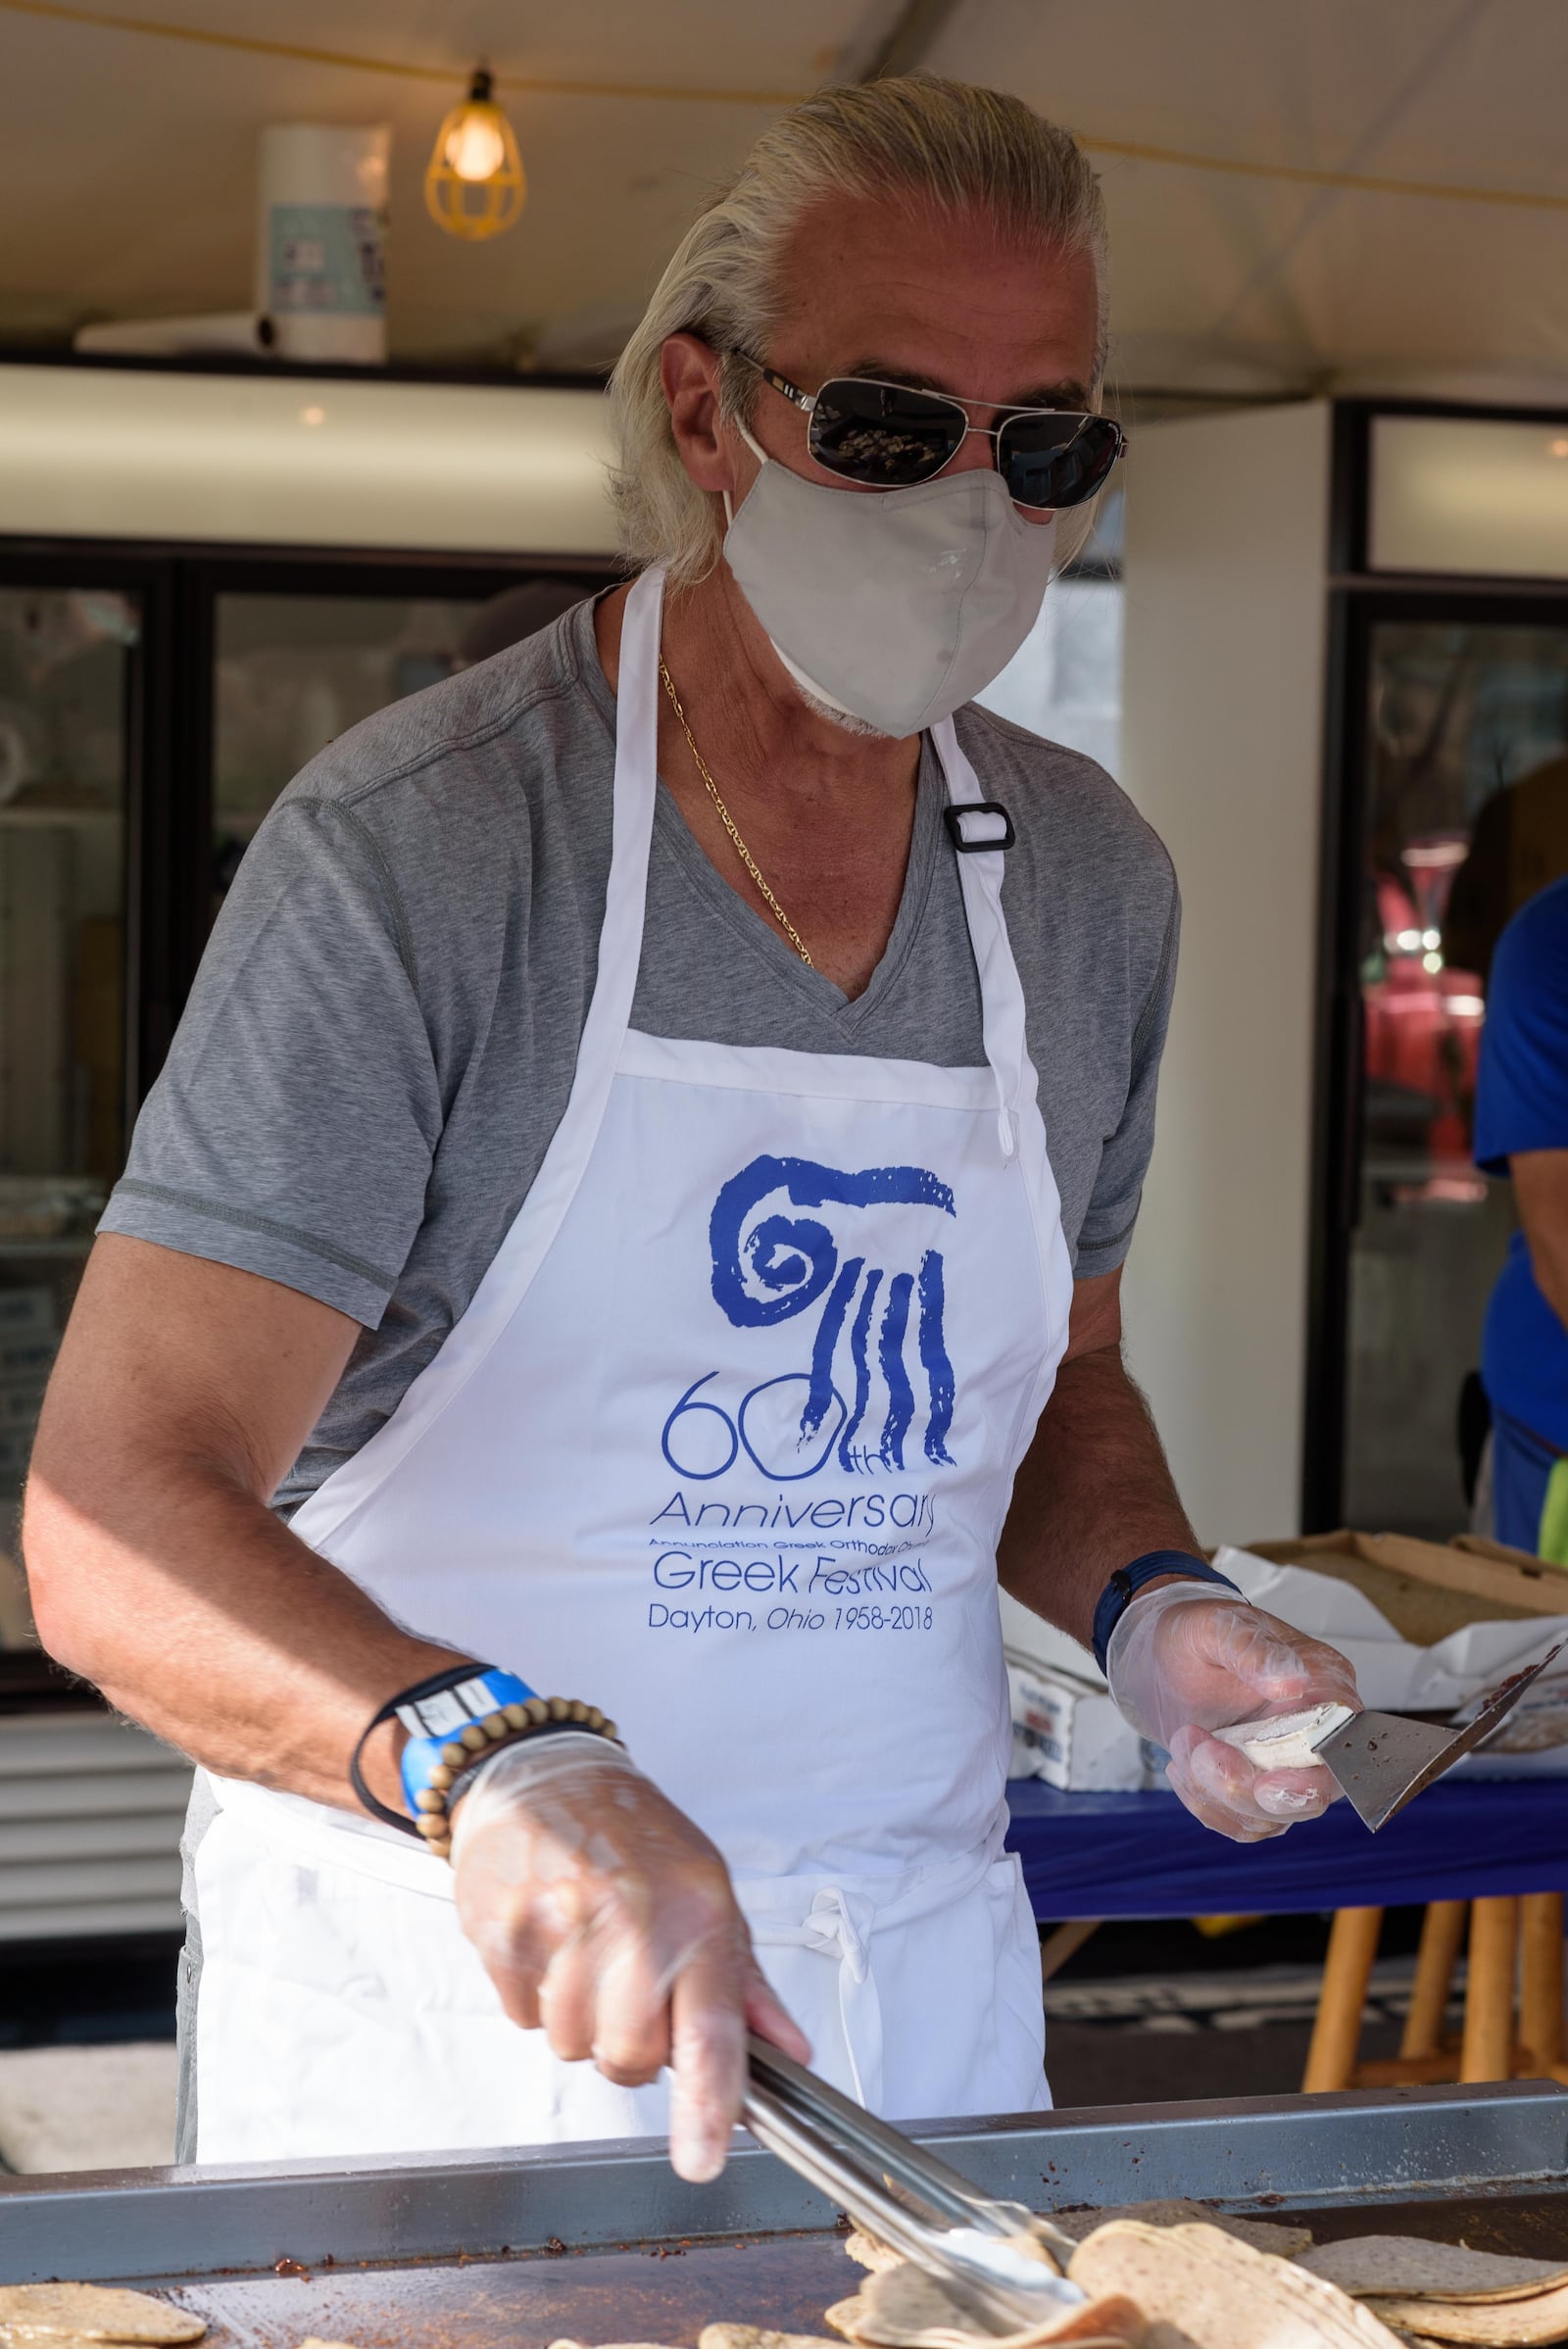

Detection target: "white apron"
[194, 566, 1075, 2163]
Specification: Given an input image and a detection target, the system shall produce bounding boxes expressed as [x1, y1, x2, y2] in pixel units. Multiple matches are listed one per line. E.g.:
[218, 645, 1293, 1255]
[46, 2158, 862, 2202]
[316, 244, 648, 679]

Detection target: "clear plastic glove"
[449, 1731, 808, 2181]
[1105, 1584, 1362, 1842]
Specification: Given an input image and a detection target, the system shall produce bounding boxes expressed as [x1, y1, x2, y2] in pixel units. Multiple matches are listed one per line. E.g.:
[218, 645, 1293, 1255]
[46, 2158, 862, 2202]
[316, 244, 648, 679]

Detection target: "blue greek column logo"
[694, 1152, 956, 1476]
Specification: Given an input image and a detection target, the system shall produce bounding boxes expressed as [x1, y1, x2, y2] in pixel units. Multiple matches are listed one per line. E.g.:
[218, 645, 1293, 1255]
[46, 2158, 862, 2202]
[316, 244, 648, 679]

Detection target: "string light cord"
[0, 0, 808, 104]
[5, 0, 1568, 216]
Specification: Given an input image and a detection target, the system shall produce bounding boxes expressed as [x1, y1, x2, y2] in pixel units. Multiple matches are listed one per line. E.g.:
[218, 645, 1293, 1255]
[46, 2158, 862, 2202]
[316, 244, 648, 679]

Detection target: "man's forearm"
[27, 1459, 458, 1814]
[23, 1237, 459, 1818]
[996, 1342, 1199, 1650]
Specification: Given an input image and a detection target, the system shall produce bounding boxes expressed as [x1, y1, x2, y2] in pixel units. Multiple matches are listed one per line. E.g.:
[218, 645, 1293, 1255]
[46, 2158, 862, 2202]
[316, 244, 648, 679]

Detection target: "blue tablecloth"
[1004, 1779, 1568, 1919]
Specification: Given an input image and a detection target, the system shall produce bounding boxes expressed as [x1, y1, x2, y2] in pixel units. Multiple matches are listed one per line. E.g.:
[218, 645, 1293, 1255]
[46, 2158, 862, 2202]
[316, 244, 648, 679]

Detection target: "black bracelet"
[349, 1663, 500, 1835]
[349, 1663, 621, 1855]
[1091, 1550, 1241, 1673]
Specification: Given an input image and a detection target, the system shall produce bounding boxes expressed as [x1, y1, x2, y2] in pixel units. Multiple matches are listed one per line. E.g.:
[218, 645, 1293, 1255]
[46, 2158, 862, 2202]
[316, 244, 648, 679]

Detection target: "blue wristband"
[396, 1667, 538, 1823]
[348, 1663, 540, 1835]
[1091, 1550, 1241, 1674]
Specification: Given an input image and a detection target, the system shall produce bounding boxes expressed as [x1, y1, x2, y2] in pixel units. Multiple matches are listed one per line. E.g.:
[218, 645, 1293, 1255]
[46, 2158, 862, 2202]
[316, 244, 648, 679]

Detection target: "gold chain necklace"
[658, 656, 814, 970]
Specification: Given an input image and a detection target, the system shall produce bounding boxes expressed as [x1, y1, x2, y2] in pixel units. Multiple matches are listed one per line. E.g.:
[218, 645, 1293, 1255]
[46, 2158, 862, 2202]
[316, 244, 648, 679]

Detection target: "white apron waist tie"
[739, 1837, 1003, 2111]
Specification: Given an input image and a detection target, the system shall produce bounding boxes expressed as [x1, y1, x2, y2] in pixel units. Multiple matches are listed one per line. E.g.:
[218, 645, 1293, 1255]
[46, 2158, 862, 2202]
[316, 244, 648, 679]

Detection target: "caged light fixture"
[424, 68, 526, 241]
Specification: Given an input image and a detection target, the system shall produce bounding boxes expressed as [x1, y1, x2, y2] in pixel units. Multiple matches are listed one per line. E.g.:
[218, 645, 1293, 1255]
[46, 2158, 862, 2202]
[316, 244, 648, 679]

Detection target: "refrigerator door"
[1345, 617, 1568, 1536]
[0, 583, 139, 1638]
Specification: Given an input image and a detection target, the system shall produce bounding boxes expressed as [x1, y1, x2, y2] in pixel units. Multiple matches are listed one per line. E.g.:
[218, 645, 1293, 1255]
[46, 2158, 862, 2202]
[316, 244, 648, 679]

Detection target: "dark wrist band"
[349, 1663, 621, 1855]
[1092, 1550, 1241, 1674]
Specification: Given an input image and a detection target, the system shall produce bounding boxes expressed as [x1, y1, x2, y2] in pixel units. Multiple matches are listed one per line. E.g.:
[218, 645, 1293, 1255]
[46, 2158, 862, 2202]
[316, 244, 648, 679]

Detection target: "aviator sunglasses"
[735, 354, 1125, 511]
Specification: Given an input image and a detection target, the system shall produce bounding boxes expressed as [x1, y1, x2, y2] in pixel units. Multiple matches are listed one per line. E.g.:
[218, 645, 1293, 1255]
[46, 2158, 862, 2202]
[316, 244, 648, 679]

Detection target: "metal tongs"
[743, 2035, 1085, 2336]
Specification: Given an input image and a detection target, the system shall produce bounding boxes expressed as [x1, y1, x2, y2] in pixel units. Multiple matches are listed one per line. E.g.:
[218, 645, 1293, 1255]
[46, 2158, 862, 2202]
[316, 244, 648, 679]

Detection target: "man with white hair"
[25, 76, 1359, 2178]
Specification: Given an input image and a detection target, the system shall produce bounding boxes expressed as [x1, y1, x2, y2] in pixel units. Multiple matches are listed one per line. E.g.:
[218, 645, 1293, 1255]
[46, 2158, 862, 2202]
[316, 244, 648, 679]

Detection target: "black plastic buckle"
[943, 801, 1015, 854]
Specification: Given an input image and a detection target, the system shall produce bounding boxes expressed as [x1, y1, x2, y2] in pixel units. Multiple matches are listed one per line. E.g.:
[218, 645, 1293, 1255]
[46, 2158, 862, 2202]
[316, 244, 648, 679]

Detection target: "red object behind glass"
[1363, 848, 1484, 1175]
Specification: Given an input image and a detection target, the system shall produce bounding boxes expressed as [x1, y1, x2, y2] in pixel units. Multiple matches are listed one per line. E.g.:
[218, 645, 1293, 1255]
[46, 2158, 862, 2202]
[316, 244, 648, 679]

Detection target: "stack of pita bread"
[824, 2203, 1568, 2349]
[1294, 2239, 1568, 2348]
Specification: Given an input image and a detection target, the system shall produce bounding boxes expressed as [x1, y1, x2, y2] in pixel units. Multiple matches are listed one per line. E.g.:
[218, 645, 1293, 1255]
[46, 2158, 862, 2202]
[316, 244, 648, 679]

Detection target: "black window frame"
[1303, 395, 1568, 1530]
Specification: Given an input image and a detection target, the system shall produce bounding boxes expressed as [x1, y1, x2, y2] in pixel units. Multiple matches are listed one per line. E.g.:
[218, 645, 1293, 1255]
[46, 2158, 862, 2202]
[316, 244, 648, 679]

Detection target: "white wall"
[978, 574, 1124, 778]
[1117, 402, 1333, 1546]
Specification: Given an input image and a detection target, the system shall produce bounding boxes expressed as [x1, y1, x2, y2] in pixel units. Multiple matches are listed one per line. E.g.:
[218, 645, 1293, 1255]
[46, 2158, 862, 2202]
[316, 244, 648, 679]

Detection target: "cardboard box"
[998, 1589, 1102, 1684]
[1006, 1657, 1149, 1792]
[1246, 1528, 1567, 1642]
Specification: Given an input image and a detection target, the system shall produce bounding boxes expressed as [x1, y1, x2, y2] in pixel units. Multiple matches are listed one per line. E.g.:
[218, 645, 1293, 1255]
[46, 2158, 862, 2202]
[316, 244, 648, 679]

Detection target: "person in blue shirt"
[1475, 872, 1568, 1561]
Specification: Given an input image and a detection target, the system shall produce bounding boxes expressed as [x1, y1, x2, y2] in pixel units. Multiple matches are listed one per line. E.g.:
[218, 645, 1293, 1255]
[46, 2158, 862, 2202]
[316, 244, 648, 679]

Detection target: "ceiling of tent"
[0, 0, 1565, 401]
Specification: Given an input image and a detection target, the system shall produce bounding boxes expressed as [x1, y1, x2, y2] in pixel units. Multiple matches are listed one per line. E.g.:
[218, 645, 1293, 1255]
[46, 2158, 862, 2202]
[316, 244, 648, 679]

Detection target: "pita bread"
[1068, 2220, 1405, 2349]
[1213, 1706, 1353, 1769]
[1296, 2246, 1568, 2306]
[699, 2331, 844, 2349]
[845, 2236, 905, 2276]
[1048, 2204, 1313, 2258]
[1358, 2292, 1568, 2347]
[0, 2289, 204, 2345]
[825, 2264, 1142, 2349]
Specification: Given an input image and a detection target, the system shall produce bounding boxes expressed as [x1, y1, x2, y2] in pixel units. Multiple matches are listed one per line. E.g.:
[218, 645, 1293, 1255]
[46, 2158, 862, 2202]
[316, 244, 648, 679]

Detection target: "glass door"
[0, 556, 613, 1649]
[1340, 612, 1568, 1535]
[209, 573, 593, 914]
[0, 584, 139, 1643]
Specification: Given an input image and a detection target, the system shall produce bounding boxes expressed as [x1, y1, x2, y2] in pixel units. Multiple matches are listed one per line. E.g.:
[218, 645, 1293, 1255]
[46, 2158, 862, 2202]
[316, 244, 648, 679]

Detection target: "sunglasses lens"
[999, 414, 1122, 509]
[808, 378, 966, 485]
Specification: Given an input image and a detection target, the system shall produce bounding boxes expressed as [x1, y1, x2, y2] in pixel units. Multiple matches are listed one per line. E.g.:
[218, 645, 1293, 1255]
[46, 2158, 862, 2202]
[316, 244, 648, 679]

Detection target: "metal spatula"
[743, 2034, 1084, 2335]
[1215, 1642, 1563, 1832]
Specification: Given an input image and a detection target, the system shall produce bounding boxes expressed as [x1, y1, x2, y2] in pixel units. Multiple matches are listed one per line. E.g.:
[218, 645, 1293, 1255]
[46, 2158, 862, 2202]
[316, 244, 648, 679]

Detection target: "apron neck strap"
[930, 716, 1035, 1161]
[597, 563, 666, 1014]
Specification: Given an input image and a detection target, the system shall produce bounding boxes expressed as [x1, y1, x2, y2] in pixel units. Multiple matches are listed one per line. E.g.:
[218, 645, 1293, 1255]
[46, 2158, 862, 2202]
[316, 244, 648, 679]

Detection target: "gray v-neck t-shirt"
[103, 597, 1178, 1518]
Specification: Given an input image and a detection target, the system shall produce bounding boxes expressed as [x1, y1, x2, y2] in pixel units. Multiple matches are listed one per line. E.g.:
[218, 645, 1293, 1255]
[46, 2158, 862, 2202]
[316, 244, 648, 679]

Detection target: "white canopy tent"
[0, 0, 1562, 402]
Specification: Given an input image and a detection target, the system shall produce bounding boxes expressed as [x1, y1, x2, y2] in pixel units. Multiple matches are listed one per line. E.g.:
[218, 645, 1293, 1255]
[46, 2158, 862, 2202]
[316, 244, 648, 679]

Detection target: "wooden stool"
[1302, 1892, 1568, 2091]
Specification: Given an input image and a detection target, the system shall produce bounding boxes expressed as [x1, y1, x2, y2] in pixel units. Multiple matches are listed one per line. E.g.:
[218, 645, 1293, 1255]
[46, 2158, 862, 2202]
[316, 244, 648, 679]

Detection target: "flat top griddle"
[2, 2083, 1565, 2349]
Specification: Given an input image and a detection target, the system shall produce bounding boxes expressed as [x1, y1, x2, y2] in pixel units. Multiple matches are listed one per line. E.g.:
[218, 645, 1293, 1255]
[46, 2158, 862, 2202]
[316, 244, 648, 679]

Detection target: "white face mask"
[721, 419, 1056, 739]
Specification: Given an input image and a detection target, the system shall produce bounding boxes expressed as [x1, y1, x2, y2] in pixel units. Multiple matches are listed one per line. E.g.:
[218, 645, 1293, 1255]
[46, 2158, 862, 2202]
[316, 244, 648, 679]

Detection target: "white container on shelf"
[999, 1588, 1151, 1789]
[1006, 1658, 1150, 1792]
[256, 124, 391, 366]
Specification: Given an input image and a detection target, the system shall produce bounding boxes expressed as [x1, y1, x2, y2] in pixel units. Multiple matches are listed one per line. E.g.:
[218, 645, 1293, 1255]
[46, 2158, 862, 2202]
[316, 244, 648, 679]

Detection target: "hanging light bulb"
[424, 68, 526, 241]
[445, 108, 507, 184]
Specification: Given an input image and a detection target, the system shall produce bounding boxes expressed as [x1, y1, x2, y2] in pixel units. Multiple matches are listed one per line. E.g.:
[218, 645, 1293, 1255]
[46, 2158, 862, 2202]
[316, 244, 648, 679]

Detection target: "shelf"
[0, 803, 121, 826]
[1360, 1154, 1506, 1184]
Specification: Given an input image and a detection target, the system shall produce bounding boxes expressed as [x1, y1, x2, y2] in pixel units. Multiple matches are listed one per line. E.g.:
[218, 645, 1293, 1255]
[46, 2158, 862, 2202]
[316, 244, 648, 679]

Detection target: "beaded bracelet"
[410, 1696, 622, 1861]
[350, 1664, 623, 1863]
